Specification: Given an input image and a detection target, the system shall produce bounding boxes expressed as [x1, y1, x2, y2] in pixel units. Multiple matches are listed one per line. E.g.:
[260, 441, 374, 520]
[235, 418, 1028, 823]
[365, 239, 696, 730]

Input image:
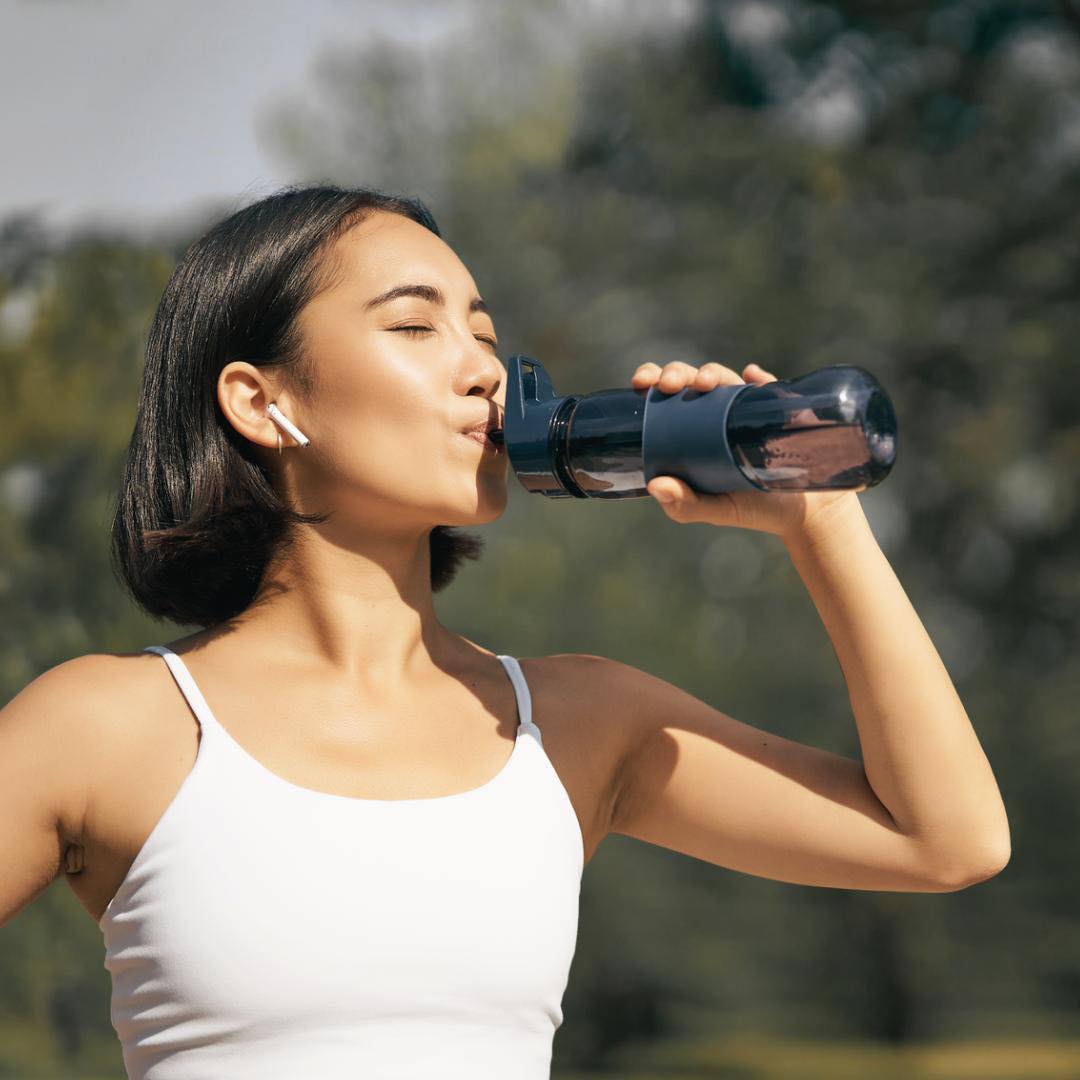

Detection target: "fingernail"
[654, 489, 675, 504]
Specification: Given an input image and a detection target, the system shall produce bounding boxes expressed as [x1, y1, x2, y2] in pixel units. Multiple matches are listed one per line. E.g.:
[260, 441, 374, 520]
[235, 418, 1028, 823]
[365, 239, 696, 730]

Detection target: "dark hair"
[109, 183, 484, 629]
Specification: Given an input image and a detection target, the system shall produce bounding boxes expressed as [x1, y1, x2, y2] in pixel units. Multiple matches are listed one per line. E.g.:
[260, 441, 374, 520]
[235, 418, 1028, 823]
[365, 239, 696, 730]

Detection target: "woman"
[0, 184, 1010, 1078]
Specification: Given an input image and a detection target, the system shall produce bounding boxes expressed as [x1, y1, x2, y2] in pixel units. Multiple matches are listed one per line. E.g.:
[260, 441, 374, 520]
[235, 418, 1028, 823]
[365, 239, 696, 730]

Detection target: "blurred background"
[1, 0, 1077, 1076]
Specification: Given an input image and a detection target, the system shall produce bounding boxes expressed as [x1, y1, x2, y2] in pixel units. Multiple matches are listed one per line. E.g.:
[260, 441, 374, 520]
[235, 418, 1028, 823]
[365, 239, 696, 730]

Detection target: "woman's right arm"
[0, 657, 96, 926]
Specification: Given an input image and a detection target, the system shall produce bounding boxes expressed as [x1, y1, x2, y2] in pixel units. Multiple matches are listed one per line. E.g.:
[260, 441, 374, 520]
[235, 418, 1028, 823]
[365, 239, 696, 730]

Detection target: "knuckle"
[700, 363, 738, 383]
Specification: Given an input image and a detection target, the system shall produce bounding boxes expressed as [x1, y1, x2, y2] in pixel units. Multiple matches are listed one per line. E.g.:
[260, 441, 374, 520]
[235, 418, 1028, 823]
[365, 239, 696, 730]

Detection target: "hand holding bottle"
[499, 352, 895, 521]
[632, 359, 866, 542]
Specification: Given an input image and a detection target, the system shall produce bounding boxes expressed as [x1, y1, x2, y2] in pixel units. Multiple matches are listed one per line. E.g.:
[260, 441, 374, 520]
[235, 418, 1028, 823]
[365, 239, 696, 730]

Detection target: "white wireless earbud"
[266, 402, 310, 448]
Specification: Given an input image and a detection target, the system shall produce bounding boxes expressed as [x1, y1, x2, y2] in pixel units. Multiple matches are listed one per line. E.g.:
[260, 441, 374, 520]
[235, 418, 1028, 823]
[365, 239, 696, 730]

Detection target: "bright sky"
[0, 0, 462, 232]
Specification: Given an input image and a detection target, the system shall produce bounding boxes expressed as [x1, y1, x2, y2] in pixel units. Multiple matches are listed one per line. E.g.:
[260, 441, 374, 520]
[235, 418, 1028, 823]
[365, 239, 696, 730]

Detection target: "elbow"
[928, 836, 1012, 892]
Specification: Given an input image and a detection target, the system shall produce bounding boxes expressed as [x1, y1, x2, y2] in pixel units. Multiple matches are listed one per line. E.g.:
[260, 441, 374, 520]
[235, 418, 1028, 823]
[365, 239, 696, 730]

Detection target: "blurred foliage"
[1, 0, 1078, 1076]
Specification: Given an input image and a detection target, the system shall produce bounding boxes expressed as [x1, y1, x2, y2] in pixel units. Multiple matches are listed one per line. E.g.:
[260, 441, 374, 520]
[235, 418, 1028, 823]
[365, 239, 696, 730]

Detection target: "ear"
[217, 362, 290, 452]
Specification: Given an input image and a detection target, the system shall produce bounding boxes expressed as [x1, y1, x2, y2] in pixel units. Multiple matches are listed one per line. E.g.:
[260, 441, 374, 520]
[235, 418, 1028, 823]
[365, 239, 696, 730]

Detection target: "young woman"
[0, 184, 1010, 1078]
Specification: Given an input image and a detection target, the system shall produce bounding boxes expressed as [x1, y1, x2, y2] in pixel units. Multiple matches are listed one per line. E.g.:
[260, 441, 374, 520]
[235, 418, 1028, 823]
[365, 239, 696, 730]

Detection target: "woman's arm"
[0, 657, 96, 926]
[780, 495, 1010, 882]
[606, 358, 1009, 891]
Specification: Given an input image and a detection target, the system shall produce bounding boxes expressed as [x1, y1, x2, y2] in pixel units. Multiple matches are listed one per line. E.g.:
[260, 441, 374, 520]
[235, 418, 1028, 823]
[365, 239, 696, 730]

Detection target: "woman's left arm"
[621, 359, 1011, 886]
[780, 493, 1011, 879]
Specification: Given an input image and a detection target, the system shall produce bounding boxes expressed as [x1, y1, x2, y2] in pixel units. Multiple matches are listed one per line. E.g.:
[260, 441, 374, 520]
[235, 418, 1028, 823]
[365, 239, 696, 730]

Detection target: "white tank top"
[99, 644, 584, 1079]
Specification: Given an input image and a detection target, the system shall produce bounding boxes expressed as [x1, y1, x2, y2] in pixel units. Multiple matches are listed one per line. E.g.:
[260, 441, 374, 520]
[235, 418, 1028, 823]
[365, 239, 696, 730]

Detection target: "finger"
[631, 362, 663, 383]
[656, 361, 700, 391]
[647, 476, 743, 529]
[632, 362, 700, 392]
[647, 476, 695, 507]
[745, 362, 778, 383]
[647, 476, 732, 526]
[693, 362, 745, 389]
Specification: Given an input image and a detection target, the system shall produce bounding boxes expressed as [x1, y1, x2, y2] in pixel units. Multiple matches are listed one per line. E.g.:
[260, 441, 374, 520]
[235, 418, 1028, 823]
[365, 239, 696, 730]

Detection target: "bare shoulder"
[523, 651, 647, 840]
[530, 651, 640, 704]
[1, 651, 158, 844]
[42, 649, 162, 730]
[25, 652, 168, 830]
[524, 651, 638, 733]
[531, 652, 749, 838]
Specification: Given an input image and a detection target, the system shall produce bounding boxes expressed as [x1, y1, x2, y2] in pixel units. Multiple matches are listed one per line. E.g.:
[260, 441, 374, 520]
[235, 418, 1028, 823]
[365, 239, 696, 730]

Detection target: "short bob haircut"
[110, 183, 484, 630]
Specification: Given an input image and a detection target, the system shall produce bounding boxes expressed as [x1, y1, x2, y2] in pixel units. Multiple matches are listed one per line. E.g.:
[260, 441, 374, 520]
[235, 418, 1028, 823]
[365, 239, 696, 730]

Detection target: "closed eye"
[391, 326, 498, 350]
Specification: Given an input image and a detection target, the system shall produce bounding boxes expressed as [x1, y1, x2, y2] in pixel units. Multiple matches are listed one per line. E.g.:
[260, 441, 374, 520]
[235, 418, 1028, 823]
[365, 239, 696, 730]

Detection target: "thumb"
[647, 477, 697, 511]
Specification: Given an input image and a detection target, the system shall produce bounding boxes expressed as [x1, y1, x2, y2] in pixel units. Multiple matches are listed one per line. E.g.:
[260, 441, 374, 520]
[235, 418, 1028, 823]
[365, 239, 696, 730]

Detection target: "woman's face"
[288, 210, 508, 532]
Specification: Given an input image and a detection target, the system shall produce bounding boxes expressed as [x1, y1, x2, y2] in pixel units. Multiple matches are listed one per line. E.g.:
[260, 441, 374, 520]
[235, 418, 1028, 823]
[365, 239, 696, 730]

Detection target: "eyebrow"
[363, 283, 488, 314]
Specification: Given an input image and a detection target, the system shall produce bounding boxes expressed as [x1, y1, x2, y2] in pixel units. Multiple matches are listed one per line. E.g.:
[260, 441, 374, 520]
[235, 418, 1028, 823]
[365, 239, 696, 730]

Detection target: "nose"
[461, 337, 504, 406]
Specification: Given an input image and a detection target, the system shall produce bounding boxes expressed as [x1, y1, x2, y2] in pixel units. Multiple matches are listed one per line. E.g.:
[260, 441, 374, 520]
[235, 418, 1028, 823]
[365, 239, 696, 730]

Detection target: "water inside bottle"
[727, 366, 897, 491]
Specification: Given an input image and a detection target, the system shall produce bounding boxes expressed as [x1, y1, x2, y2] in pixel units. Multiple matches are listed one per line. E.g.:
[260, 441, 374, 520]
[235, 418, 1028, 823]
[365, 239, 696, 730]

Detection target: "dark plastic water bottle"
[496, 355, 898, 500]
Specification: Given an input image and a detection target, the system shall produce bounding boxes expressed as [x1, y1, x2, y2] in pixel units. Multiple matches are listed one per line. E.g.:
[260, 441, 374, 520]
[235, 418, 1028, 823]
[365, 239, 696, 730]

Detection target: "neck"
[223, 525, 469, 688]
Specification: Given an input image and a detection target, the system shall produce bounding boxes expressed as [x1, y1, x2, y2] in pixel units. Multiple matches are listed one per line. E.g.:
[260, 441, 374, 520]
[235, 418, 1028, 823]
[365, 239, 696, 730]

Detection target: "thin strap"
[145, 645, 536, 744]
[496, 655, 541, 744]
[143, 645, 220, 735]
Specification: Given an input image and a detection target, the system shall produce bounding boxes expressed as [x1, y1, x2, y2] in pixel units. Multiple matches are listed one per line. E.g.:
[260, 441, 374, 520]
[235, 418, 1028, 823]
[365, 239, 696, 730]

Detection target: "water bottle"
[494, 355, 898, 500]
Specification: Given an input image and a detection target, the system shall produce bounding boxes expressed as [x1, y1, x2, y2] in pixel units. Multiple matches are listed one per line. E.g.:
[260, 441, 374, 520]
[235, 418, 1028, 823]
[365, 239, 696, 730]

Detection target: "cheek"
[317, 338, 432, 426]
[313, 353, 454, 481]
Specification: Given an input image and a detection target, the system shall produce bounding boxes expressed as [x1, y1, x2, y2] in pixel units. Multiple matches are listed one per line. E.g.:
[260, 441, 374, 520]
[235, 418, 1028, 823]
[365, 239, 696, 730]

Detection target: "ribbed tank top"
[99, 645, 584, 1079]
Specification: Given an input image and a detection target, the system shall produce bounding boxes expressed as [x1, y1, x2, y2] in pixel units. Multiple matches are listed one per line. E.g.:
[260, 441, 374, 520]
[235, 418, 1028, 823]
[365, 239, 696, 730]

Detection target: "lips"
[461, 414, 504, 441]
[460, 415, 503, 452]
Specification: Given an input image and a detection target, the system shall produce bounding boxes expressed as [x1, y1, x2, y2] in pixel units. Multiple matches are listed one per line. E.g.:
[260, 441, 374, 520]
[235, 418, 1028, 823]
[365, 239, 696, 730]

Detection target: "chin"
[445, 488, 509, 526]
[472, 495, 509, 525]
